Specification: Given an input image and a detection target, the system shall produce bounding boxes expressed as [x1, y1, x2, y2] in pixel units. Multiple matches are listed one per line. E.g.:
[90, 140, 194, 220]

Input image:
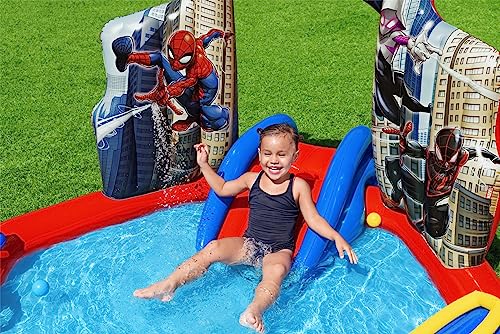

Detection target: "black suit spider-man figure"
[112, 29, 233, 132]
[384, 122, 500, 238]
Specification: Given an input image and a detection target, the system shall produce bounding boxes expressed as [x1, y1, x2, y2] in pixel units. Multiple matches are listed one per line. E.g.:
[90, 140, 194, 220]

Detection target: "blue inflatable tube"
[319, 158, 377, 265]
[438, 307, 490, 334]
[293, 125, 373, 270]
[336, 159, 377, 246]
[196, 114, 297, 250]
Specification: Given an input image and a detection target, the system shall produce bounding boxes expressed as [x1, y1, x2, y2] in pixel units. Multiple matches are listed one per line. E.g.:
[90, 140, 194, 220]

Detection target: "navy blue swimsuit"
[244, 172, 299, 252]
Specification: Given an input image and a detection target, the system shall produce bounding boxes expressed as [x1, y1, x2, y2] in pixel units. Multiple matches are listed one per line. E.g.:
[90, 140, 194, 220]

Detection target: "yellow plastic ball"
[366, 212, 382, 227]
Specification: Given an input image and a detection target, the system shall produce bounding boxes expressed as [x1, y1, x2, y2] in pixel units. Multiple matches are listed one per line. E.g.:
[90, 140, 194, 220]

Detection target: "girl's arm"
[295, 178, 358, 264]
[195, 143, 254, 197]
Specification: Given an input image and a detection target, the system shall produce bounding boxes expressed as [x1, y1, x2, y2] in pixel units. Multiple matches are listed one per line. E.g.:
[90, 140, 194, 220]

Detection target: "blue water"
[1, 203, 445, 333]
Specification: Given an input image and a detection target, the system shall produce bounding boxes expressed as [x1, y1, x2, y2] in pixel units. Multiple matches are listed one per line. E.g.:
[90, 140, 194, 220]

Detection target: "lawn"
[0, 0, 498, 270]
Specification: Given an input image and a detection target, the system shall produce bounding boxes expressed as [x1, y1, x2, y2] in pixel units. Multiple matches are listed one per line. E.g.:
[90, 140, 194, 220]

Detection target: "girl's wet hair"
[257, 123, 300, 149]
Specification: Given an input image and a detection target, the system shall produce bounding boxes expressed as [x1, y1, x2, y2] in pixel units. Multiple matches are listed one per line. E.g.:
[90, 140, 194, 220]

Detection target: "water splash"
[151, 103, 174, 188]
[95, 104, 149, 143]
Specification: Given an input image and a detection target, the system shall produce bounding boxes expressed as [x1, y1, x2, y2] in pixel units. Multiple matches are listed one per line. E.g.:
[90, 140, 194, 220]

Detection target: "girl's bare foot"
[239, 307, 264, 333]
[133, 279, 176, 302]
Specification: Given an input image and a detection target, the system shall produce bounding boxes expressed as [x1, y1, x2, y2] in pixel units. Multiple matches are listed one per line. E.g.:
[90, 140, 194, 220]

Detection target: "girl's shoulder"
[292, 176, 309, 188]
[242, 171, 260, 188]
[292, 176, 312, 197]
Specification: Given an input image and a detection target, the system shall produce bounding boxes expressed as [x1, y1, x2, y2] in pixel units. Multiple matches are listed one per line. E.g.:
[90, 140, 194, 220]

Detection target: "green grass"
[0, 0, 498, 270]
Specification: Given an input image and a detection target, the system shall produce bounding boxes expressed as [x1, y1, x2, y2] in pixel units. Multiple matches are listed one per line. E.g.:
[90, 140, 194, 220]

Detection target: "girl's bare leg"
[239, 250, 292, 333]
[133, 237, 246, 301]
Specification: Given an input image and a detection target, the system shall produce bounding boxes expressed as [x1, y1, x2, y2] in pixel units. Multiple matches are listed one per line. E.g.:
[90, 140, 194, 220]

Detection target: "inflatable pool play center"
[1, 0, 500, 332]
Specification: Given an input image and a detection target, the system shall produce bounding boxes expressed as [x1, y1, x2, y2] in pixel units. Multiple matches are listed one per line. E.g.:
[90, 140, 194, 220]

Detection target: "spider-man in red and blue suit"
[112, 29, 232, 132]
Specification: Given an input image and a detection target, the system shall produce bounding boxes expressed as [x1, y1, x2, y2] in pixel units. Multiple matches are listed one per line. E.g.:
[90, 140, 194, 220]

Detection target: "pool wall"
[2, 170, 498, 304]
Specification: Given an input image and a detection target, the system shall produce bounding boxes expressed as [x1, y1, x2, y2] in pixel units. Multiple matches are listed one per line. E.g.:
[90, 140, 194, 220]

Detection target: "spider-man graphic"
[112, 29, 232, 132]
[383, 122, 500, 238]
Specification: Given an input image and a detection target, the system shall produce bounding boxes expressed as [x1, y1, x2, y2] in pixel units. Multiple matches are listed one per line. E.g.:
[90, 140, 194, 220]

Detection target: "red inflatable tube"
[0, 179, 210, 284]
[365, 186, 500, 304]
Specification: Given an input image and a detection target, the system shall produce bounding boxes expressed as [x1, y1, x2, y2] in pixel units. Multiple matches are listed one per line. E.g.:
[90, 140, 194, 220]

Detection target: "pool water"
[1, 203, 445, 333]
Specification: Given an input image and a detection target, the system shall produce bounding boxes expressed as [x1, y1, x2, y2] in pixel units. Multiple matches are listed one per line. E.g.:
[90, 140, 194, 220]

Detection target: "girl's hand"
[194, 143, 209, 167]
[334, 235, 358, 264]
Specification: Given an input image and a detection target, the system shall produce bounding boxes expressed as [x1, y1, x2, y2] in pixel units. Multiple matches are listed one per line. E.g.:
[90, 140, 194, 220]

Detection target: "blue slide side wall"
[293, 125, 376, 271]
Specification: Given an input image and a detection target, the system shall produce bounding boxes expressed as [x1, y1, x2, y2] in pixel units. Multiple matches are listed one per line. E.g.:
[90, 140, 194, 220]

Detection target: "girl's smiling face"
[258, 134, 298, 182]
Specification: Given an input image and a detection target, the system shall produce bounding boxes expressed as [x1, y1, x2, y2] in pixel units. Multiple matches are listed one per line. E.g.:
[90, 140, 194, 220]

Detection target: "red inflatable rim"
[0, 178, 211, 285]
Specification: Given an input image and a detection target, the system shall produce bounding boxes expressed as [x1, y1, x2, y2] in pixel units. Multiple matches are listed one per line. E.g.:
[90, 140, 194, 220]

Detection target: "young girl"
[133, 123, 358, 333]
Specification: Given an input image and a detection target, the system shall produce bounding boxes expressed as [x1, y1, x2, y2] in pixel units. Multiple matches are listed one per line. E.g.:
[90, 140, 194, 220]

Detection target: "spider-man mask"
[434, 128, 462, 170]
[167, 30, 196, 71]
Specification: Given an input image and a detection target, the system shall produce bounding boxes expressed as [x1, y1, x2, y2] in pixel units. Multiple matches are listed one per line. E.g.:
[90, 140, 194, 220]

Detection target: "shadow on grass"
[300, 132, 341, 148]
